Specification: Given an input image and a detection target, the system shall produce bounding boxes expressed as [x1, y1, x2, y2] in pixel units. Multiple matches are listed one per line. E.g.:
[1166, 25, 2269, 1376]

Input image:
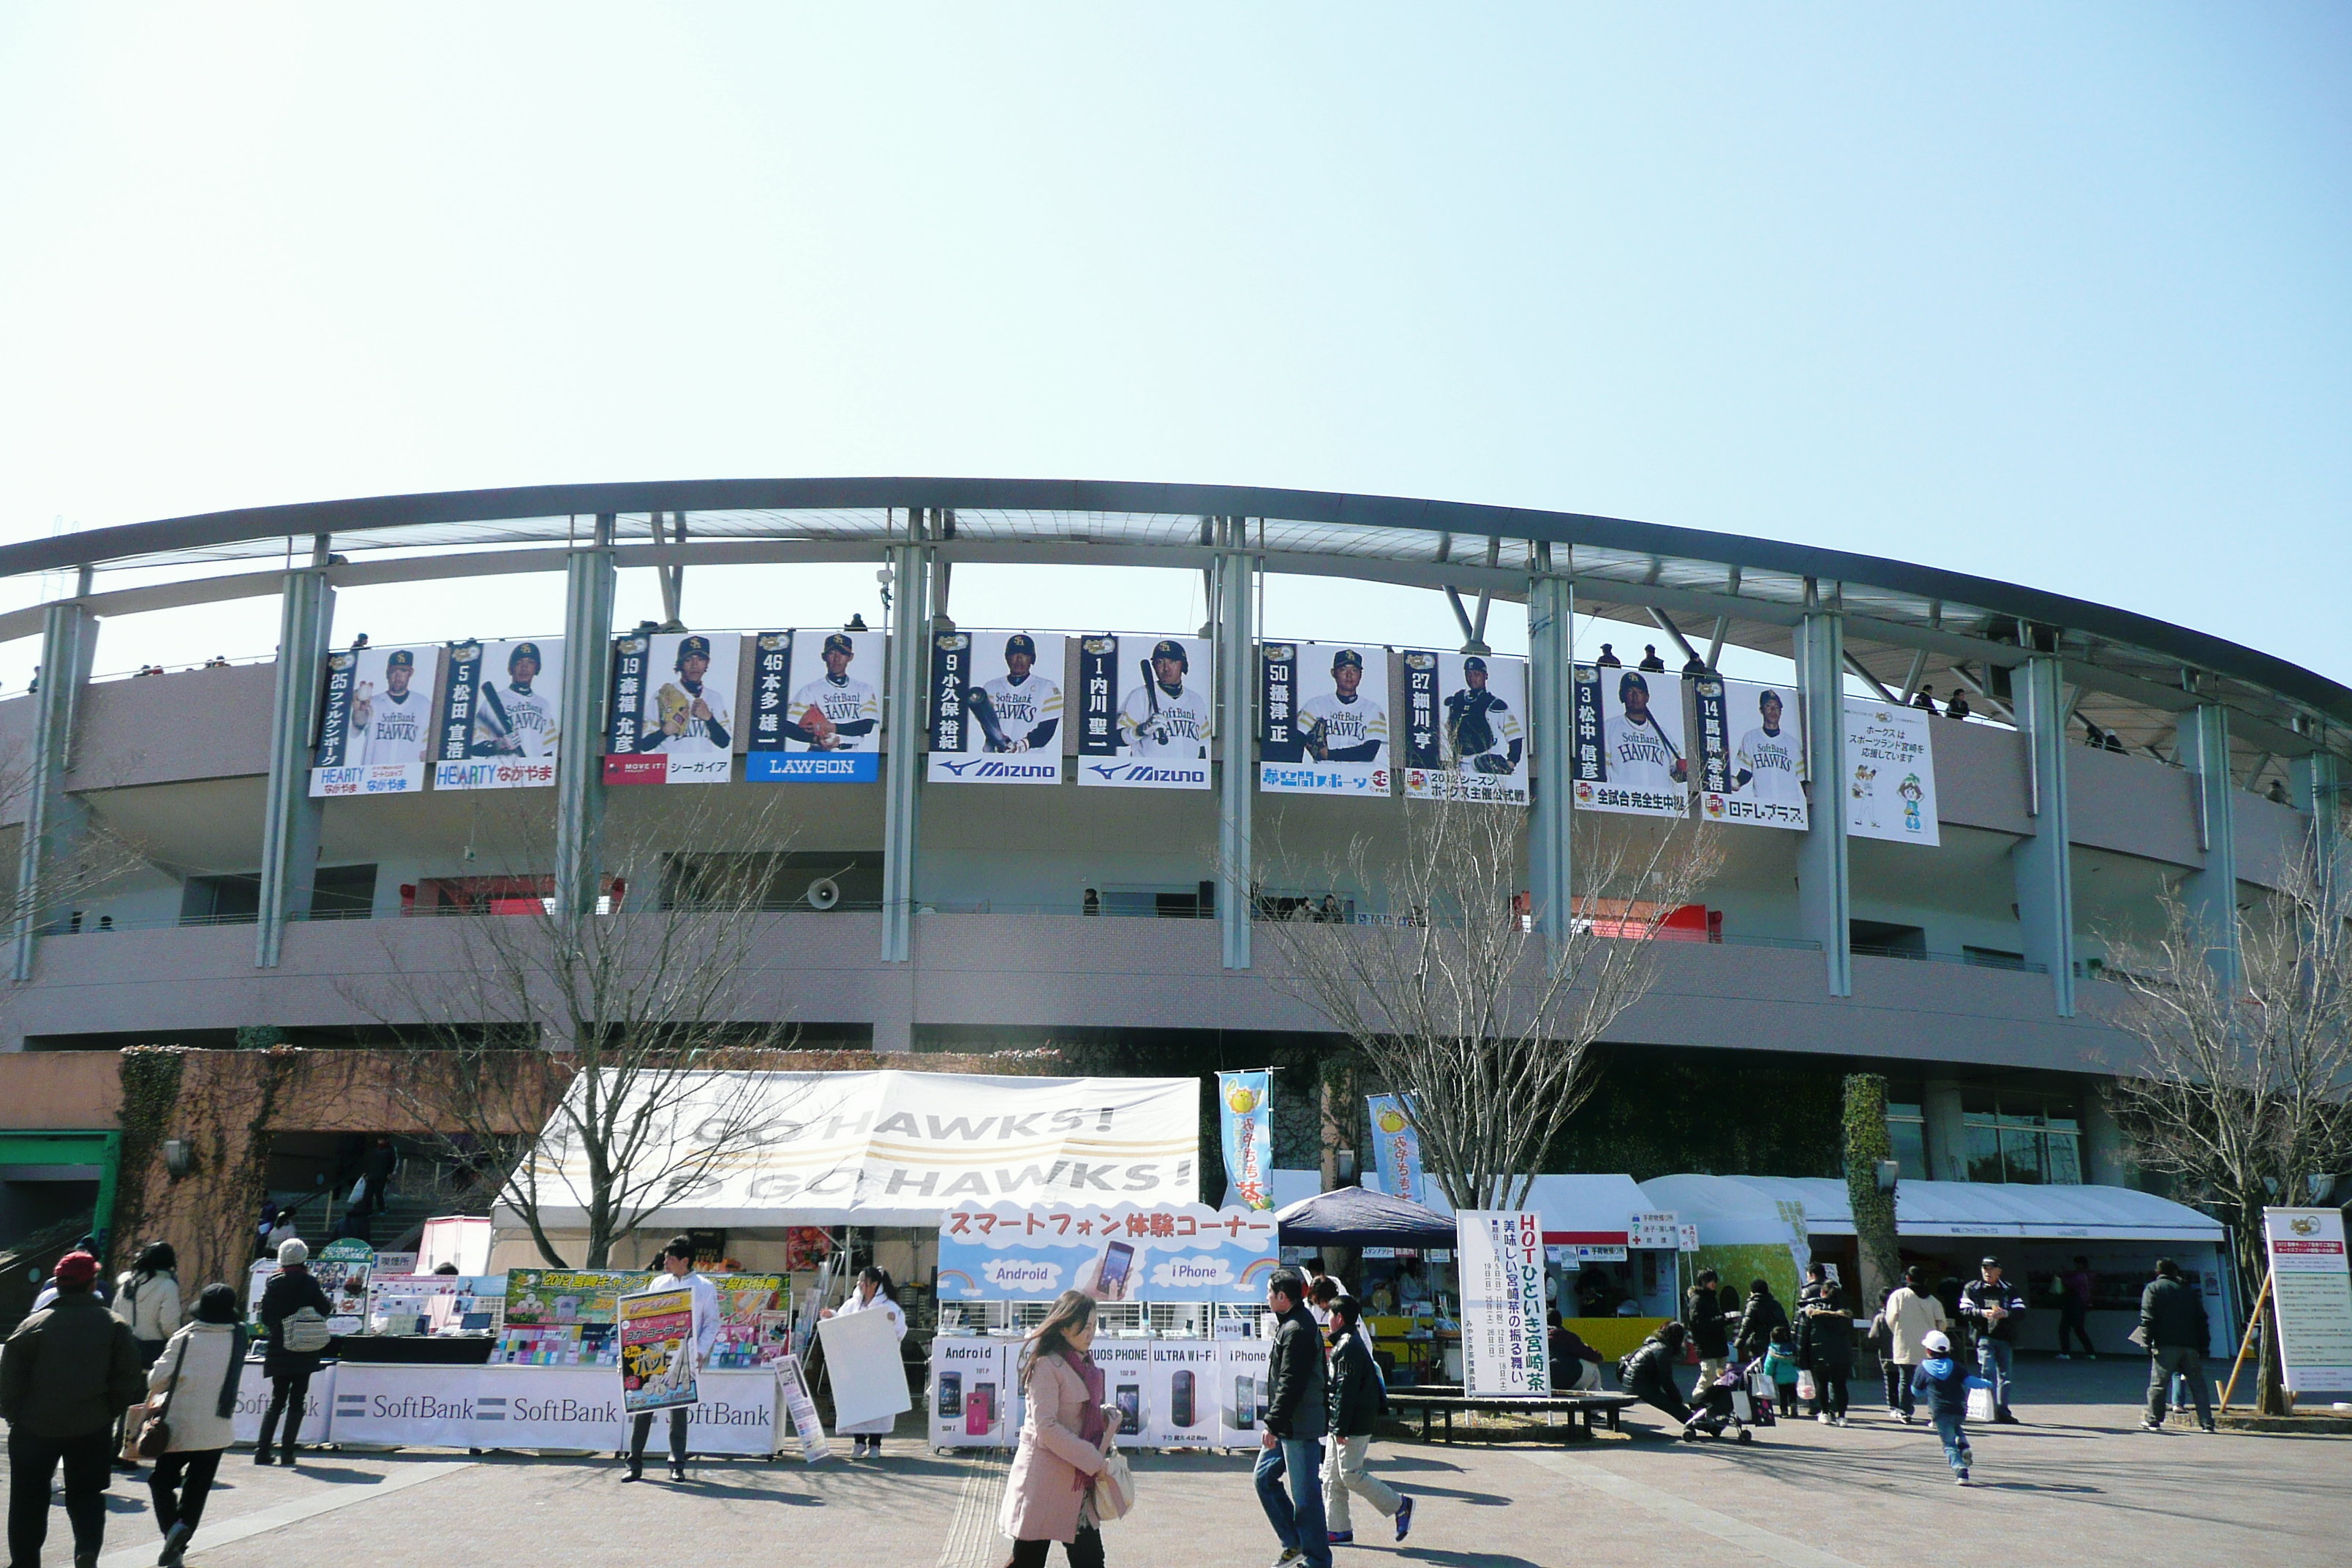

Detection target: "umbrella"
[1275, 1186, 1455, 1247]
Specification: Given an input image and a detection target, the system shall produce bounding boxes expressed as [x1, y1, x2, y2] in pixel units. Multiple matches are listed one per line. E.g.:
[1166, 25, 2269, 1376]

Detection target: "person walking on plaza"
[1910, 1330, 1977, 1485]
[2057, 1256, 2097, 1360]
[1322, 1297, 1411, 1546]
[1882, 1267, 1948, 1422]
[145, 1284, 246, 1567]
[1684, 1270, 1730, 1392]
[2138, 1259, 2216, 1433]
[254, 1239, 332, 1467]
[1620, 1321, 1696, 1433]
[1959, 1256, 2027, 1423]
[110, 1241, 184, 1471]
[823, 1265, 908, 1457]
[1798, 1281, 1855, 1425]
[625, 1237, 718, 1482]
[0, 1250, 143, 1568]
[29, 1240, 111, 1315]
[998, 1290, 1117, 1568]
[1256, 1267, 1331, 1568]
[1732, 1278, 1789, 1365]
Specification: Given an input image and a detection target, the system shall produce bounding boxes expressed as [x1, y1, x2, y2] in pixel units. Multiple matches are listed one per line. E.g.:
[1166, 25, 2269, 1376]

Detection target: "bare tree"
[1260, 795, 1722, 1211]
[2093, 822, 2352, 1414]
[344, 789, 810, 1267]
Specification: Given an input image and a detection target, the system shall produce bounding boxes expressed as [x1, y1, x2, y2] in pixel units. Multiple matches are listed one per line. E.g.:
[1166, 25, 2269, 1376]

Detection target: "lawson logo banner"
[935, 1203, 1279, 1304]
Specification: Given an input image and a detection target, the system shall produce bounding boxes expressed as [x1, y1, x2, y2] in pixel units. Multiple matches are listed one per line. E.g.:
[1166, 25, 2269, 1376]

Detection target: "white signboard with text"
[1456, 1211, 1550, 1398]
[2265, 1207, 2352, 1395]
[1844, 701, 1940, 846]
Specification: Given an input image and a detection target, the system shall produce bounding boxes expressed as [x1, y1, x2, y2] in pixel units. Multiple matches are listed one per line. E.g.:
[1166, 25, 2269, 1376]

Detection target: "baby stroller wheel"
[1736, 1428, 1754, 1444]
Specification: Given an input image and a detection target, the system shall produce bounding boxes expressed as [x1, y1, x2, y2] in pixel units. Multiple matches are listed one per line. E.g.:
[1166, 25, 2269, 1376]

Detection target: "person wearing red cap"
[1, 1250, 143, 1567]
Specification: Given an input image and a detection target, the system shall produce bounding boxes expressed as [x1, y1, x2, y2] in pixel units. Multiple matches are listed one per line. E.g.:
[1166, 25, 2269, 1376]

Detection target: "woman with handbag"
[255, 1238, 333, 1467]
[999, 1289, 1122, 1568]
[144, 1284, 246, 1565]
[111, 1240, 184, 1471]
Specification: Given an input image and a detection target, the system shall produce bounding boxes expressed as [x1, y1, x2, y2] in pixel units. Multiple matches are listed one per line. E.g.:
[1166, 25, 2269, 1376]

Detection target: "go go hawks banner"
[1218, 1071, 1274, 1212]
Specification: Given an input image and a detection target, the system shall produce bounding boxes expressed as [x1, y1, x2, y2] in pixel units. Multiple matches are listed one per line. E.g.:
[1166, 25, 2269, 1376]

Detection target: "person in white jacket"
[1881, 1265, 1950, 1423]
[625, 1237, 720, 1483]
[113, 1242, 184, 1470]
[143, 1283, 246, 1567]
[821, 1266, 907, 1457]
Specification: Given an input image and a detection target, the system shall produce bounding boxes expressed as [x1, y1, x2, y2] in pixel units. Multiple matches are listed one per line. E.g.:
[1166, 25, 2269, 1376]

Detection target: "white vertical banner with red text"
[1456, 1211, 1550, 1398]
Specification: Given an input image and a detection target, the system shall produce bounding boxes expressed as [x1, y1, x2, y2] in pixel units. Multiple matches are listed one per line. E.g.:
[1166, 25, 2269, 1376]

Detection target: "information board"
[2265, 1207, 2352, 1395]
[1457, 1211, 1550, 1398]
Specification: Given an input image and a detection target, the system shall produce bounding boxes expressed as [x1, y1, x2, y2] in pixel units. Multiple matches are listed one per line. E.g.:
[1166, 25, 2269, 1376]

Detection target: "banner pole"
[2217, 1268, 2273, 1414]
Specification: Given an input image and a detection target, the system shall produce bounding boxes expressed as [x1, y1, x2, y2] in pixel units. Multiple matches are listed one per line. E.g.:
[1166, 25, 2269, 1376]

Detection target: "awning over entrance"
[1641, 1175, 2225, 1245]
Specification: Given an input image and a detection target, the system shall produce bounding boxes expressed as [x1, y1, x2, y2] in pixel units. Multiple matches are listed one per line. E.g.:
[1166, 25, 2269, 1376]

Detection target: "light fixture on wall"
[1875, 1158, 1900, 1194]
[162, 1139, 193, 1178]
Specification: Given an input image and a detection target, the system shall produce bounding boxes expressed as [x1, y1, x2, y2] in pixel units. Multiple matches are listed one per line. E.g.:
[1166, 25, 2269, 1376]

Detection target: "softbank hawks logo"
[938, 757, 1058, 780]
[1085, 762, 1208, 785]
[338, 1392, 475, 1421]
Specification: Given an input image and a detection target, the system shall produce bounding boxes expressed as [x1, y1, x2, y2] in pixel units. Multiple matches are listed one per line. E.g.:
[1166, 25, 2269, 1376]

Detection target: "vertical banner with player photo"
[1694, 675, 1808, 830]
[1569, 664, 1689, 819]
[928, 630, 1065, 785]
[1844, 701, 1940, 845]
[1258, 641, 1391, 797]
[311, 644, 439, 797]
[1076, 634, 1213, 790]
[433, 638, 564, 791]
[604, 633, 739, 785]
[745, 627, 883, 783]
[1402, 650, 1529, 804]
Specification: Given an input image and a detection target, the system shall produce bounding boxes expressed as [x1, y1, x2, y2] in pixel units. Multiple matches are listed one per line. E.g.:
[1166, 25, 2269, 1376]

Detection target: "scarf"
[1061, 1346, 1107, 1487]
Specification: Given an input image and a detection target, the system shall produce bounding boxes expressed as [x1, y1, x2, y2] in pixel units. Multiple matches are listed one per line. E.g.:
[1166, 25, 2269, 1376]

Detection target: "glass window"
[1965, 1124, 2005, 1183]
[2000, 1128, 2045, 1184]
[1961, 1090, 1997, 1118]
[2045, 1133, 2083, 1186]
[1888, 1118, 1929, 1183]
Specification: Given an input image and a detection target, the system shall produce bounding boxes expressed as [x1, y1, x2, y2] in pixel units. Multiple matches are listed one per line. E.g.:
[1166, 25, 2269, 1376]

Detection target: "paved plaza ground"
[20, 1360, 2348, 1568]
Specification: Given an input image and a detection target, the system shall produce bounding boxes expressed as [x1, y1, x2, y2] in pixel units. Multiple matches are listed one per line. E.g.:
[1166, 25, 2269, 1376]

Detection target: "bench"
[1386, 1386, 1638, 1444]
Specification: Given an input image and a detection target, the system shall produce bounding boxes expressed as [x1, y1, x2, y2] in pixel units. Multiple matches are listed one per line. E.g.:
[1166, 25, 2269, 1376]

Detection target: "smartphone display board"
[1148, 1338, 1219, 1449]
[1216, 1338, 1272, 1448]
[927, 1336, 1012, 1450]
[1094, 1338, 1155, 1450]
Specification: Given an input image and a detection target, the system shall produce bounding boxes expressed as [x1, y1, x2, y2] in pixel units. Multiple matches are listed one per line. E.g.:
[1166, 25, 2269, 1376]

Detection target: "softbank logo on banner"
[346, 1392, 475, 1421]
[981, 1258, 1065, 1293]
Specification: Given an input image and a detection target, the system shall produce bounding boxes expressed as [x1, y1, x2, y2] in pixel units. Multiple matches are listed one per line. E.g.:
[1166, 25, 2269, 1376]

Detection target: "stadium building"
[0, 480, 2341, 1316]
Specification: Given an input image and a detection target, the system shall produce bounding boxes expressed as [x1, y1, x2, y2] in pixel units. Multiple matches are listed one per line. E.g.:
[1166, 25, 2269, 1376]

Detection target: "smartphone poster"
[935, 1203, 1281, 1305]
[1148, 1340, 1218, 1449]
[1215, 1340, 1271, 1448]
[1094, 1339, 1153, 1450]
[927, 1336, 1012, 1449]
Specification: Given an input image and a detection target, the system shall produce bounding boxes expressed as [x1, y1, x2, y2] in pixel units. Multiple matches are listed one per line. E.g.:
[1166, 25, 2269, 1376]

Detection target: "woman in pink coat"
[999, 1289, 1118, 1567]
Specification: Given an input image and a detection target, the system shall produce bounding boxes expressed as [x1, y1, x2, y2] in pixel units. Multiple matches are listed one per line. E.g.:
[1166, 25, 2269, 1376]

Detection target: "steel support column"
[2295, 748, 2344, 891]
[2180, 703, 2239, 988]
[2012, 653, 2078, 1014]
[1215, 518, 1254, 969]
[10, 600, 97, 981]
[881, 514, 932, 966]
[1526, 557, 1574, 938]
[1795, 600, 1851, 995]
[256, 562, 336, 968]
[552, 517, 617, 924]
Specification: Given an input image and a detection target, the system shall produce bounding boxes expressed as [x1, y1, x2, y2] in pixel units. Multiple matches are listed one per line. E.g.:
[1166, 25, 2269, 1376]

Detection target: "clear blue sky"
[0, 5, 2345, 687]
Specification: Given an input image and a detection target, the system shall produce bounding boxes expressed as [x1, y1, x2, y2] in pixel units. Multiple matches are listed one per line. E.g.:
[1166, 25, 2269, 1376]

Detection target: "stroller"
[1681, 1358, 1773, 1443]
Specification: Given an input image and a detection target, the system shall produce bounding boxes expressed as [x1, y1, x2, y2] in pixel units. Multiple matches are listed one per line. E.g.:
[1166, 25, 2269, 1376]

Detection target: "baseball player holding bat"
[470, 641, 559, 759]
[974, 633, 1061, 753]
[630, 634, 733, 755]
[785, 631, 879, 751]
[1120, 638, 1210, 758]
[1602, 668, 1686, 790]
[1443, 655, 1523, 775]
[1296, 647, 1387, 764]
[353, 648, 429, 766]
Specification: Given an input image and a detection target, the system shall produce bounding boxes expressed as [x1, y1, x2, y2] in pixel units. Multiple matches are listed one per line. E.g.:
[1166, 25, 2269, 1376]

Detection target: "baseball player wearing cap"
[632, 635, 734, 755]
[1120, 639, 1211, 759]
[976, 633, 1062, 753]
[1443, 655, 1523, 774]
[1730, 687, 1803, 805]
[1297, 647, 1387, 764]
[353, 649, 429, 766]
[470, 641, 560, 759]
[785, 632, 880, 750]
[1602, 668, 1686, 791]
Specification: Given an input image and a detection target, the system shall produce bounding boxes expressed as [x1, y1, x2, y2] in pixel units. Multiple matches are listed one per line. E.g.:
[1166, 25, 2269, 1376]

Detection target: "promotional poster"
[1076, 633, 1214, 789]
[927, 629, 1066, 785]
[1147, 1338, 1219, 1448]
[934, 1202, 1280, 1304]
[1218, 1069, 1274, 1211]
[1457, 1210, 1550, 1398]
[1365, 1093, 1428, 1207]
[433, 637, 565, 790]
[1694, 675, 1809, 830]
[1843, 700, 1941, 845]
[311, 643, 438, 796]
[2264, 1208, 2352, 1393]
[1259, 640, 1392, 797]
[746, 627, 883, 783]
[1401, 649, 1529, 804]
[618, 1285, 700, 1414]
[1570, 663, 1689, 819]
[604, 631, 740, 785]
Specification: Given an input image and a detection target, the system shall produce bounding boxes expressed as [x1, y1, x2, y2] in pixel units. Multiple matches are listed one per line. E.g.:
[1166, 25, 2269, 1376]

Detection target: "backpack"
[282, 1306, 333, 1354]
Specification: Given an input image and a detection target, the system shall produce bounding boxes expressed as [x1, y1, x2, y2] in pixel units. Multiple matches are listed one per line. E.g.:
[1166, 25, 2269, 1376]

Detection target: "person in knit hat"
[1, 1251, 144, 1567]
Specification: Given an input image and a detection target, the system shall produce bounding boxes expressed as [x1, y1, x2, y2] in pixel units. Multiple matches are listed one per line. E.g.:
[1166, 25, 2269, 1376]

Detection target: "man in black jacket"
[1959, 1256, 2027, 1423]
[1684, 1270, 1730, 1390]
[2138, 1259, 2216, 1433]
[1, 1251, 144, 1568]
[1256, 1269, 1331, 1568]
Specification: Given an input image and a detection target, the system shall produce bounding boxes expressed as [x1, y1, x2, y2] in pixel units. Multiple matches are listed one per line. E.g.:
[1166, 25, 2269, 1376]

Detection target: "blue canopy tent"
[1275, 1186, 1456, 1248]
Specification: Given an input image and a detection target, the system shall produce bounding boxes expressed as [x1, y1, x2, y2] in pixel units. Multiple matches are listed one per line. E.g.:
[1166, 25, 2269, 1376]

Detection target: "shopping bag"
[1964, 1381, 1997, 1423]
[1091, 1450, 1136, 1523]
[1795, 1370, 1817, 1403]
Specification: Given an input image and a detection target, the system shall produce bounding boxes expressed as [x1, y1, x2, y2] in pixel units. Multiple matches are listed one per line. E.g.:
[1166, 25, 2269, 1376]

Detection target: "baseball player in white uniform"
[1732, 688, 1804, 805]
[1444, 655, 1523, 774]
[786, 632, 880, 751]
[631, 634, 734, 755]
[1120, 639, 1210, 759]
[1602, 669, 1685, 791]
[472, 641, 559, 759]
[974, 633, 1062, 752]
[1297, 647, 1387, 763]
[353, 648, 429, 766]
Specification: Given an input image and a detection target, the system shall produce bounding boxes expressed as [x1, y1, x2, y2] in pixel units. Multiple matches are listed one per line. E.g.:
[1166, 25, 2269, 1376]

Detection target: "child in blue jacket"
[1911, 1330, 1978, 1485]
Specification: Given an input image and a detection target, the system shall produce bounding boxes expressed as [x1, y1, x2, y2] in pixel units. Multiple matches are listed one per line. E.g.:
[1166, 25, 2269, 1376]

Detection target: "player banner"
[618, 1286, 700, 1414]
[433, 637, 563, 791]
[1695, 675, 1808, 830]
[1259, 641, 1391, 797]
[1844, 700, 1940, 845]
[604, 632, 739, 785]
[928, 630, 1064, 785]
[1217, 1070, 1273, 1211]
[1365, 1094, 1428, 1207]
[1457, 1211, 1550, 1398]
[311, 644, 437, 797]
[1571, 663, 1689, 819]
[1077, 633, 1213, 790]
[746, 627, 882, 783]
[1402, 650, 1528, 804]
[935, 1203, 1280, 1304]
